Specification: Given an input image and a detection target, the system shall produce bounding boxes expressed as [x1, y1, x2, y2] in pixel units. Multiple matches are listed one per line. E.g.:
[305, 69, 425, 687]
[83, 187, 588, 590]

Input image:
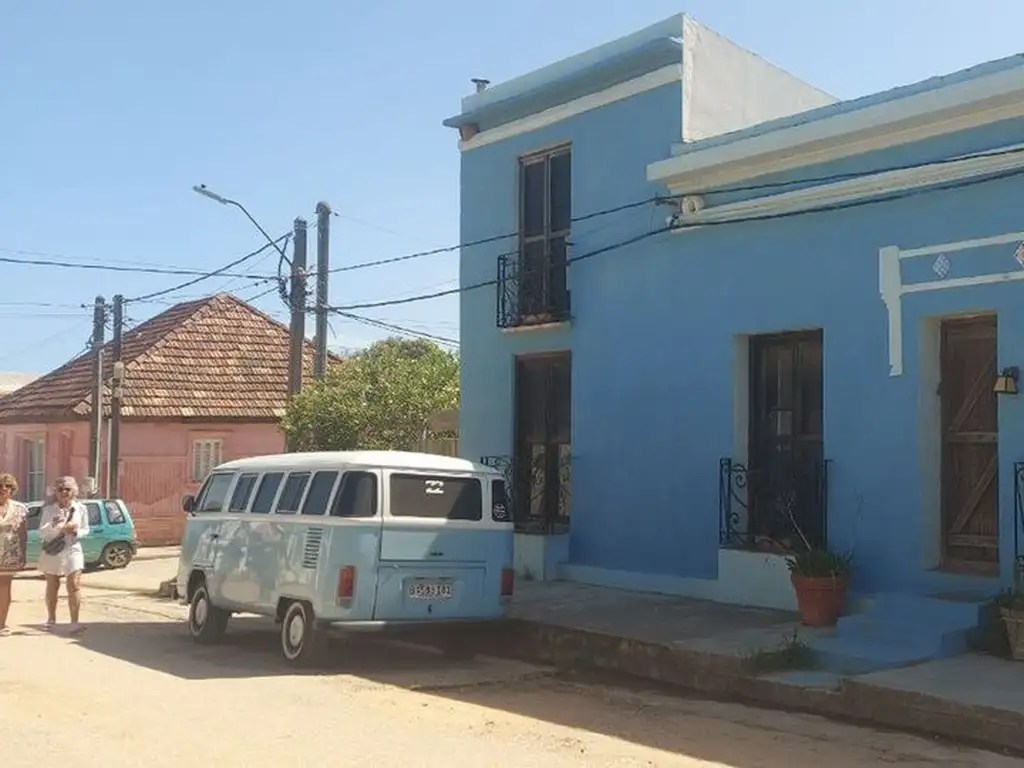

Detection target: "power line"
[125, 233, 291, 304]
[0, 252, 280, 281]
[326, 162, 1024, 312]
[336, 312, 459, 347]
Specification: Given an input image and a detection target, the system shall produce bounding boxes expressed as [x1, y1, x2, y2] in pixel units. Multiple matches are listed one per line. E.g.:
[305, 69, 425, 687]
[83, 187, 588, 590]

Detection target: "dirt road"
[0, 579, 1014, 767]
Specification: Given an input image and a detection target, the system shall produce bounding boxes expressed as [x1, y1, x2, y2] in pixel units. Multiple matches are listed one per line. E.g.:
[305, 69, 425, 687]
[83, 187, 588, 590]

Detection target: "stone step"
[808, 634, 941, 676]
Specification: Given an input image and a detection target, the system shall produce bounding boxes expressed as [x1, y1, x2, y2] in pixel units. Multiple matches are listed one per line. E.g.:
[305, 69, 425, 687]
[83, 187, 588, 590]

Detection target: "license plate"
[408, 581, 452, 600]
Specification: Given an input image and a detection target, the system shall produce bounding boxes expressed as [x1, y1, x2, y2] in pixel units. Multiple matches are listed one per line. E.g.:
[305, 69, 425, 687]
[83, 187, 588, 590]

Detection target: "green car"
[25, 498, 137, 570]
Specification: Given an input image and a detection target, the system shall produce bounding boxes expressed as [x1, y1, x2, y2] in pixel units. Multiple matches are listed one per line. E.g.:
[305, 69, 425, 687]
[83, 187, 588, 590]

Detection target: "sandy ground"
[0, 578, 1016, 768]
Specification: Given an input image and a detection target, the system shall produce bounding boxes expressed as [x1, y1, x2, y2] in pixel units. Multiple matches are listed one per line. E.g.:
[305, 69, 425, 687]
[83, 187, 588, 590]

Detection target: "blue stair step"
[834, 614, 973, 656]
[807, 634, 938, 676]
[865, 592, 986, 627]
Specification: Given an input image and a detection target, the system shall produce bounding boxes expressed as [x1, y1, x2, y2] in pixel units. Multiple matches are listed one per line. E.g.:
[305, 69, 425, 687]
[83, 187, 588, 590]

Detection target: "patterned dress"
[0, 501, 28, 573]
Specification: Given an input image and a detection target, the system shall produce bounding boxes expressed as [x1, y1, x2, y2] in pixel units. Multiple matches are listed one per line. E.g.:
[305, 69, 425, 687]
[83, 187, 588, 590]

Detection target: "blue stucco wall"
[459, 78, 1024, 595]
[458, 80, 682, 459]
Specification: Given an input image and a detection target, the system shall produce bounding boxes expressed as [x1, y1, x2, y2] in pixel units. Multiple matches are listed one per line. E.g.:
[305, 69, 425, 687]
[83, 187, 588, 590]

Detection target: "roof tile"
[0, 294, 336, 422]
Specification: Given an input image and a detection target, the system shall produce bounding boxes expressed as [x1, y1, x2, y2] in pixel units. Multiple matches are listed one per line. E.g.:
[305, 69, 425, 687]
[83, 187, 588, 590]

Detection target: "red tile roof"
[0, 294, 335, 423]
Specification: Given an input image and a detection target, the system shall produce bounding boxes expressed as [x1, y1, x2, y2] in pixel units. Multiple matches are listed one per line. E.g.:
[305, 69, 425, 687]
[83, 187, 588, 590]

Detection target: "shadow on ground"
[57, 615, 1006, 767]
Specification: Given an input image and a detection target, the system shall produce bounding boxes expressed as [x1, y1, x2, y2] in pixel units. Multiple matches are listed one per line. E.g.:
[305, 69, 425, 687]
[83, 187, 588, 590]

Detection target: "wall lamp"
[994, 366, 1019, 396]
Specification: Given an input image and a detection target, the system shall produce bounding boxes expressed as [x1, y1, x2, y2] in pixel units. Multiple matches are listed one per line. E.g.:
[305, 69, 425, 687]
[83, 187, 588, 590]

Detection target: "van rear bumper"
[319, 618, 507, 634]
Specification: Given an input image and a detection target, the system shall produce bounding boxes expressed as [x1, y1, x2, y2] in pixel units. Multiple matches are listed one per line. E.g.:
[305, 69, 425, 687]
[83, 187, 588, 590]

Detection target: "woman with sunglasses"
[0, 473, 28, 636]
[37, 476, 89, 634]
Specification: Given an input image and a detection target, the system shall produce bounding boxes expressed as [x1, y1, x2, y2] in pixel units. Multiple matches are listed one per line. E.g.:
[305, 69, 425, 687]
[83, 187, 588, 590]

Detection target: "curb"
[487, 619, 1024, 756]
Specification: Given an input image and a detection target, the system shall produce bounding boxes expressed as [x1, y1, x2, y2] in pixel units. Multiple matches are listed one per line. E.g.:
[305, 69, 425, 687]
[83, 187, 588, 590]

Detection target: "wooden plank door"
[941, 315, 999, 571]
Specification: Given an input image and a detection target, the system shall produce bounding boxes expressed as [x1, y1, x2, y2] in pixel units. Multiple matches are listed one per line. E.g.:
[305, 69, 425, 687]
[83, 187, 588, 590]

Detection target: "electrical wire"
[125, 234, 291, 304]
[335, 312, 459, 347]
[325, 162, 1024, 312]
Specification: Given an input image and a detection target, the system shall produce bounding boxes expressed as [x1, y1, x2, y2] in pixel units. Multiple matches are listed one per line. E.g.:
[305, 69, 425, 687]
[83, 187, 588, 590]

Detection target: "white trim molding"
[648, 60, 1024, 191]
[457, 65, 682, 152]
[880, 230, 1024, 376]
[666, 143, 1024, 229]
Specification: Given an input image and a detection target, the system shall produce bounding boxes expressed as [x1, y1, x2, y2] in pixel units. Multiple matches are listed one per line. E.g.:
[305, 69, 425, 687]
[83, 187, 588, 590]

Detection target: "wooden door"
[941, 315, 999, 571]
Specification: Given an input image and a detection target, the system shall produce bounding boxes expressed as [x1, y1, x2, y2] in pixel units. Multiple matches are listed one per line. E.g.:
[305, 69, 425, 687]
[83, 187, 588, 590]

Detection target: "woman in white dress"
[0, 472, 28, 636]
[37, 476, 89, 633]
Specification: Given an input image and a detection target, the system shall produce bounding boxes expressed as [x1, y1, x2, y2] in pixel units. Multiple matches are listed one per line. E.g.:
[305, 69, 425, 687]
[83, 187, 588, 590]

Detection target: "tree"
[281, 338, 459, 452]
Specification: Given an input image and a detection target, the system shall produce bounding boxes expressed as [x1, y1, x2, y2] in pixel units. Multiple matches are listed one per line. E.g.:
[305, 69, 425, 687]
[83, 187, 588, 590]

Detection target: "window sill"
[500, 318, 571, 334]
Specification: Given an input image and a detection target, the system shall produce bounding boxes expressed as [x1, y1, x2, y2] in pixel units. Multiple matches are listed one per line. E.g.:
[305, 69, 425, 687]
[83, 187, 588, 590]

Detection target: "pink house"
[0, 294, 319, 544]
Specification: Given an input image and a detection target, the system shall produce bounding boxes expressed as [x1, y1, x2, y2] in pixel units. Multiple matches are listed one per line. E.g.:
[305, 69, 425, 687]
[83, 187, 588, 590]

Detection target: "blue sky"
[2, 0, 1021, 373]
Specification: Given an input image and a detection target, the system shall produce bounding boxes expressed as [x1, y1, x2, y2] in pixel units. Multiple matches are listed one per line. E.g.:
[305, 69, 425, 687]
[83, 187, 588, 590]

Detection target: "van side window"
[389, 474, 482, 521]
[251, 473, 284, 514]
[196, 473, 234, 514]
[491, 479, 509, 522]
[229, 473, 259, 513]
[331, 471, 377, 518]
[275, 472, 311, 515]
[301, 471, 338, 516]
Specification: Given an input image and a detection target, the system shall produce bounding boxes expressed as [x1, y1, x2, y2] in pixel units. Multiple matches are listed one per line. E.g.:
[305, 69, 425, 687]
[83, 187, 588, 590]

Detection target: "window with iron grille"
[513, 146, 571, 325]
[192, 439, 223, 483]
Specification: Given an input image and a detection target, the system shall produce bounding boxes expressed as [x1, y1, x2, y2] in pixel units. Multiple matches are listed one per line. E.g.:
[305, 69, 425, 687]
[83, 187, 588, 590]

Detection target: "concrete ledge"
[486, 619, 1024, 755]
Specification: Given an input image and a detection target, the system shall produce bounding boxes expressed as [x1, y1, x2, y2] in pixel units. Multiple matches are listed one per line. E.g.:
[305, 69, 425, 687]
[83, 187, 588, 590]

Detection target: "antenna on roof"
[471, 78, 490, 94]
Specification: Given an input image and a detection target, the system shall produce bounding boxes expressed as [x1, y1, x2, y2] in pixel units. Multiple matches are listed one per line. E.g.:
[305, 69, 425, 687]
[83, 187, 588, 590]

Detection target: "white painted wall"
[681, 16, 836, 142]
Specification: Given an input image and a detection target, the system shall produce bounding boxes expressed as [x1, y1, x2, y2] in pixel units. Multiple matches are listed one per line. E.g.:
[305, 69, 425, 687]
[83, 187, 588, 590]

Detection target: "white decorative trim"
[648, 62, 1024, 190]
[880, 230, 1024, 376]
[667, 143, 1024, 228]
[458, 65, 682, 152]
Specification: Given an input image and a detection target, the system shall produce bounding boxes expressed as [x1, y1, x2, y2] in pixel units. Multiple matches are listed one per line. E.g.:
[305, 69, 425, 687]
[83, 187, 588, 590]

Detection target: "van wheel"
[101, 542, 134, 569]
[188, 584, 229, 645]
[280, 601, 327, 667]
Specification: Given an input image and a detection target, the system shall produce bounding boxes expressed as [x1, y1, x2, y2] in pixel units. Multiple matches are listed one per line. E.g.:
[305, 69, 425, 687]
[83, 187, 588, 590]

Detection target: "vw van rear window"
[389, 474, 482, 521]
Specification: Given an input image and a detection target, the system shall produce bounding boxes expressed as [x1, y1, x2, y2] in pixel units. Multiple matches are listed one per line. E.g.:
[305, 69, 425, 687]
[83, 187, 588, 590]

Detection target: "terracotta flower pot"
[791, 573, 849, 627]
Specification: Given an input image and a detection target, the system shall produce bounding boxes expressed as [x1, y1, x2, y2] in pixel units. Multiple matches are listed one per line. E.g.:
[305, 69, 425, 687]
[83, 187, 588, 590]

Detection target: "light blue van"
[176, 450, 514, 666]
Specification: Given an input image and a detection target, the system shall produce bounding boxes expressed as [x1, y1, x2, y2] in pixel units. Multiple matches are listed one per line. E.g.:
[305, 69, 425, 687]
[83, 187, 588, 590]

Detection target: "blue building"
[445, 13, 1024, 656]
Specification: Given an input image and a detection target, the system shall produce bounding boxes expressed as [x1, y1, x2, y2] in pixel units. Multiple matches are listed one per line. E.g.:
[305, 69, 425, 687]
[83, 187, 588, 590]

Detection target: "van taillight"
[500, 568, 514, 600]
[336, 566, 356, 603]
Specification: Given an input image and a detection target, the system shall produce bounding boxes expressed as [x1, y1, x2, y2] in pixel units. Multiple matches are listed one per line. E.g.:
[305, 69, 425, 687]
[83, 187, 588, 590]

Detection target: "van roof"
[215, 450, 499, 475]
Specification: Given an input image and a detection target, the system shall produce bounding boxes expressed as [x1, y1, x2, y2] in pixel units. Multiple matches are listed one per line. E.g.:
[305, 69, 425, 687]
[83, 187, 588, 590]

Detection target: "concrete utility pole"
[288, 218, 308, 400]
[87, 296, 106, 495]
[314, 201, 331, 379]
[109, 294, 125, 498]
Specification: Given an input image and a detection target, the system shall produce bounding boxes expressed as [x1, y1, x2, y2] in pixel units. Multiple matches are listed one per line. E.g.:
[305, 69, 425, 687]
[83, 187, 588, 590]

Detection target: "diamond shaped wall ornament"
[933, 254, 951, 279]
[1015, 241, 1024, 269]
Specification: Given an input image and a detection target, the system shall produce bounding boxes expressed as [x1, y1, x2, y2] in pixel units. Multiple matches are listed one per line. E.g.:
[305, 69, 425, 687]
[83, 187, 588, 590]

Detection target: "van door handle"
[210, 533, 220, 540]
[91, 528, 104, 533]
[429, 551, 443, 557]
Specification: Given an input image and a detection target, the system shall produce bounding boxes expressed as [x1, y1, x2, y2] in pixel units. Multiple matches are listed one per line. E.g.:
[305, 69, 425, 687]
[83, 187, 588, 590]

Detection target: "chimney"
[471, 78, 490, 94]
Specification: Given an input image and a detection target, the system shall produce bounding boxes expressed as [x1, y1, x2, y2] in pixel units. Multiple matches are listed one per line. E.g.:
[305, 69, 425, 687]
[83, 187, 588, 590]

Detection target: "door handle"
[91, 528, 104, 533]
[210, 533, 220, 540]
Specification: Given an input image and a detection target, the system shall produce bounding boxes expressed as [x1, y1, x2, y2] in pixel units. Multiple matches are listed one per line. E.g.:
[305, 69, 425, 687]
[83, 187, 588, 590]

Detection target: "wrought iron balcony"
[719, 456, 830, 552]
[481, 449, 571, 534]
[496, 252, 571, 329]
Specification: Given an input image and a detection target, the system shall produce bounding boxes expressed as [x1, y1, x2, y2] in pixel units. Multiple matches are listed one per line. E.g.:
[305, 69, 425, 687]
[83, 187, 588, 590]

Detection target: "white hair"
[52, 476, 79, 499]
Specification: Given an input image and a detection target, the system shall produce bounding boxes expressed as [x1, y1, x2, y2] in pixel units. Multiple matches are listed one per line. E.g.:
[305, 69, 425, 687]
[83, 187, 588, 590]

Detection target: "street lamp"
[192, 184, 291, 265]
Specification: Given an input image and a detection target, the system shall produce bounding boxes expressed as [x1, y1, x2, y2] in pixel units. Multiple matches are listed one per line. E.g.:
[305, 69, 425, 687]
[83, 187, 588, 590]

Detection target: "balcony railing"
[719, 456, 830, 552]
[496, 253, 571, 329]
[481, 449, 571, 534]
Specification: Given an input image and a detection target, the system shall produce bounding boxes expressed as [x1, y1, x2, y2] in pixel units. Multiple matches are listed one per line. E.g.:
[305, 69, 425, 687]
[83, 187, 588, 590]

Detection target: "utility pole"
[314, 201, 331, 379]
[109, 294, 125, 498]
[288, 218, 308, 400]
[87, 296, 106, 496]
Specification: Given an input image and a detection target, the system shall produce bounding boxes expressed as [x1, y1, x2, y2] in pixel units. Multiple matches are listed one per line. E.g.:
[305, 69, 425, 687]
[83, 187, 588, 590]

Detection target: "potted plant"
[785, 548, 853, 628]
[994, 589, 1024, 661]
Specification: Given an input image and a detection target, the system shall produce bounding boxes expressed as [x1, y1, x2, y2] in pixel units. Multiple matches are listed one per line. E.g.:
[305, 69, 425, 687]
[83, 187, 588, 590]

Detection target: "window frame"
[330, 470, 379, 519]
[387, 472, 483, 521]
[191, 438, 224, 483]
[228, 472, 260, 514]
[517, 145, 571, 316]
[193, 472, 234, 514]
[250, 472, 285, 515]
[300, 470, 341, 516]
[274, 471, 312, 515]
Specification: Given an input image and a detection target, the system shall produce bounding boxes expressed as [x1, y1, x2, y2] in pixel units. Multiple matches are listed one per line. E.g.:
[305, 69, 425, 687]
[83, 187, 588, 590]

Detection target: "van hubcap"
[288, 612, 305, 647]
[106, 545, 129, 567]
[193, 597, 208, 629]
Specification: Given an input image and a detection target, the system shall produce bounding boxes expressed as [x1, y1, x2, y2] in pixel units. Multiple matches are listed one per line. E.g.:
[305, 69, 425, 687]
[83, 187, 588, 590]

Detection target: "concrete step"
[865, 592, 986, 628]
[807, 634, 939, 676]
[834, 614, 973, 656]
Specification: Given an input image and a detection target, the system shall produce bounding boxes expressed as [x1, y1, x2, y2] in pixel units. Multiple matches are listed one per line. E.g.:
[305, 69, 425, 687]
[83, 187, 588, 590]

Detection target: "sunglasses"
[57, 487, 72, 493]
[0, 484, 12, 491]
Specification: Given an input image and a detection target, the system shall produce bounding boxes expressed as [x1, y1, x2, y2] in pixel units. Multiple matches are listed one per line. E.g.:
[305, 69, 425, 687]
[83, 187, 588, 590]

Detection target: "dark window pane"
[390, 474, 482, 520]
[301, 471, 339, 516]
[251, 473, 283, 514]
[491, 479, 509, 522]
[331, 471, 378, 518]
[521, 160, 546, 237]
[197, 473, 234, 513]
[228, 473, 258, 513]
[519, 240, 546, 317]
[85, 502, 103, 527]
[548, 235, 568, 311]
[549, 151, 571, 232]
[276, 472, 310, 515]
[26, 505, 41, 531]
